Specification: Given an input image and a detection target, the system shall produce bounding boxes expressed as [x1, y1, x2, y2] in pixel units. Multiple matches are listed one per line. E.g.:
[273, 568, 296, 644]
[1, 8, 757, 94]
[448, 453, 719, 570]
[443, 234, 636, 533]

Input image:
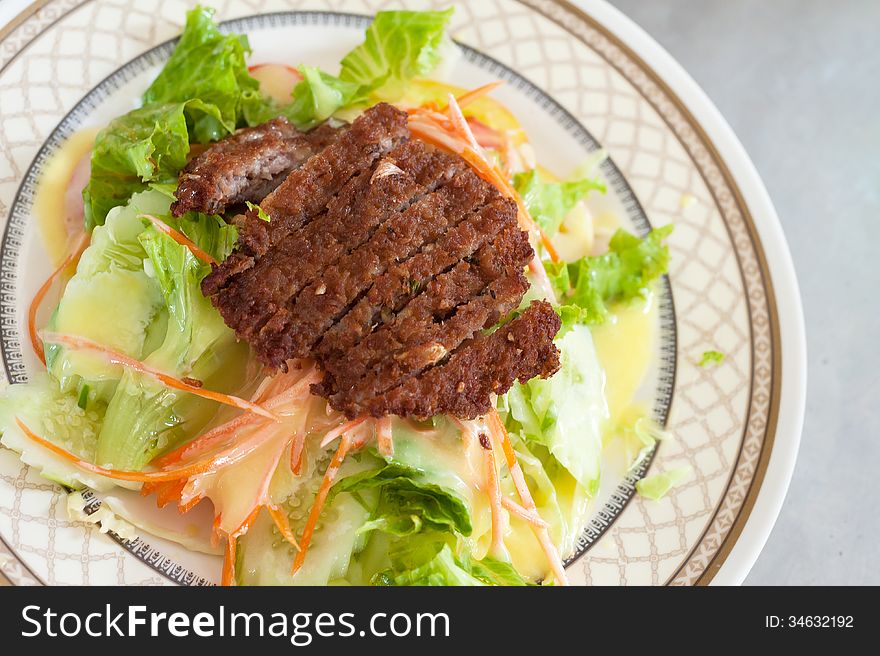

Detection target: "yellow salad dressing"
[33, 128, 97, 265]
[592, 293, 656, 425]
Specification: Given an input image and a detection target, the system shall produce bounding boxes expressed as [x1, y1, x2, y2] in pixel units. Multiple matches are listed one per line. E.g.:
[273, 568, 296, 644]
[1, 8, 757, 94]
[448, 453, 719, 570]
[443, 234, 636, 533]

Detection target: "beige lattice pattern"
[0, 0, 773, 585]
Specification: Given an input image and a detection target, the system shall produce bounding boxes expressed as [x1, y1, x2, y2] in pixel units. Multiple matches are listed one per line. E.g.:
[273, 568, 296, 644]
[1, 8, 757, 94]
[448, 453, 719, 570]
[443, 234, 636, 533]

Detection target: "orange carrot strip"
[154, 368, 319, 468]
[486, 410, 568, 586]
[139, 213, 216, 265]
[289, 431, 306, 475]
[211, 515, 223, 549]
[222, 536, 236, 586]
[154, 479, 187, 508]
[28, 232, 90, 365]
[267, 504, 301, 550]
[455, 80, 503, 108]
[177, 494, 204, 514]
[319, 416, 367, 448]
[501, 496, 548, 528]
[231, 506, 262, 538]
[376, 416, 394, 458]
[487, 411, 517, 469]
[446, 93, 481, 152]
[40, 331, 278, 421]
[483, 442, 506, 556]
[537, 225, 561, 263]
[152, 413, 260, 468]
[291, 435, 351, 575]
[15, 417, 220, 483]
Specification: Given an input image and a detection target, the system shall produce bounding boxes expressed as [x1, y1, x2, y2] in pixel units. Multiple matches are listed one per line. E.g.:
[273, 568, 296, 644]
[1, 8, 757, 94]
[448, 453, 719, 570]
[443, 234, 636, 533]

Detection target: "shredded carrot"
[15, 417, 221, 483]
[455, 80, 503, 108]
[153, 370, 319, 468]
[40, 331, 278, 421]
[483, 443, 506, 557]
[177, 494, 204, 514]
[289, 431, 306, 475]
[501, 496, 548, 528]
[376, 416, 394, 457]
[151, 479, 187, 508]
[152, 412, 258, 468]
[267, 504, 300, 550]
[211, 514, 223, 549]
[231, 506, 263, 538]
[486, 410, 569, 586]
[319, 416, 368, 448]
[222, 536, 236, 586]
[139, 213, 216, 265]
[27, 232, 90, 365]
[291, 435, 351, 575]
[445, 93, 481, 152]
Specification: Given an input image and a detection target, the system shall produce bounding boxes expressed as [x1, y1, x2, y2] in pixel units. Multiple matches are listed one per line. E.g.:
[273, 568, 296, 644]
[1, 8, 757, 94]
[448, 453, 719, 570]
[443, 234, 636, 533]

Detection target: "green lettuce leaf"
[513, 169, 606, 237]
[374, 534, 531, 586]
[699, 350, 725, 367]
[503, 324, 605, 492]
[167, 212, 239, 262]
[287, 9, 453, 128]
[285, 66, 360, 130]
[0, 373, 112, 491]
[47, 190, 170, 404]
[548, 225, 672, 326]
[142, 5, 265, 142]
[457, 553, 533, 586]
[636, 466, 691, 501]
[332, 459, 472, 538]
[339, 8, 454, 102]
[83, 7, 269, 229]
[95, 222, 244, 470]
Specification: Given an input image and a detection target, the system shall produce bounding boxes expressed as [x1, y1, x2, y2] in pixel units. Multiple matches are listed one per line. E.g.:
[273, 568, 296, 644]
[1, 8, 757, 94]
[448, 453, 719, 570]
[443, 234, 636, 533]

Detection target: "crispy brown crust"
[251, 166, 499, 368]
[171, 117, 337, 217]
[203, 104, 562, 418]
[319, 227, 533, 406]
[209, 141, 465, 342]
[201, 103, 409, 296]
[354, 301, 562, 419]
[314, 196, 517, 362]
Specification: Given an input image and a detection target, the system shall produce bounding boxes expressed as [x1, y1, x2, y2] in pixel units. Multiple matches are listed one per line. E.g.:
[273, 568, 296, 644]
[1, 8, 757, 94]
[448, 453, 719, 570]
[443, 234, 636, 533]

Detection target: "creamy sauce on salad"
[28, 96, 659, 586]
[33, 128, 96, 265]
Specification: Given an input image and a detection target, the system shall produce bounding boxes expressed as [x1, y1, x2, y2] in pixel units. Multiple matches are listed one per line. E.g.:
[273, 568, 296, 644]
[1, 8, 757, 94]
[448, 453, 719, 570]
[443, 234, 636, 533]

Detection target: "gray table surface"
[607, 0, 879, 585]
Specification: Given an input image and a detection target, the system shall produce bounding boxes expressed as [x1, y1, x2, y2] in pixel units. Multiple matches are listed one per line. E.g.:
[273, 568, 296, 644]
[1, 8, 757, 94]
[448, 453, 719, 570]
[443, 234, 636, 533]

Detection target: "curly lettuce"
[549, 225, 673, 328]
[286, 9, 454, 128]
[83, 6, 268, 229]
[513, 169, 606, 237]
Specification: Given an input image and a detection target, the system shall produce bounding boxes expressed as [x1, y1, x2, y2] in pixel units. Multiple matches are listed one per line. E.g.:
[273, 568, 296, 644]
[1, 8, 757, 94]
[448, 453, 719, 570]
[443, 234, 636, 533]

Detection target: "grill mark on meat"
[251, 167, 496, 369]
[203, 104, 562, 419]
[171, 117, 337, 217]
[319, 227, 532, 403]
[201, 104, 409, 297]
[236, 103, 410, 259]
[208, 142, 466, 341]
[314, 196, 518, 363]
[352, 301, 562, 419]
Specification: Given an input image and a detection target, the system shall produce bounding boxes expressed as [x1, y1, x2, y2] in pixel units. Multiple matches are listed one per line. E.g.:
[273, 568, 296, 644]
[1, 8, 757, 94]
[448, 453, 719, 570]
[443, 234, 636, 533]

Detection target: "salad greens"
[635, 466, 691, 501]
[699, 350, 725, 367]
[287, 8, 454, 128]
[96, 210, 245, 470]
[0, 5, 679, 586]
[331, 459, 472, 538]
[548, 225, 673, 328]
[84, 6, 267, 229]
[503, 324, 605, 493]
[513, 168, 606, 237]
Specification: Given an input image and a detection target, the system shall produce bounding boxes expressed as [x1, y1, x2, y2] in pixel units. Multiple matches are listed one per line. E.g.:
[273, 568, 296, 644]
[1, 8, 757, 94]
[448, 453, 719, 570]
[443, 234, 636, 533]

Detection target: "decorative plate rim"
[0, 0, 806, 587]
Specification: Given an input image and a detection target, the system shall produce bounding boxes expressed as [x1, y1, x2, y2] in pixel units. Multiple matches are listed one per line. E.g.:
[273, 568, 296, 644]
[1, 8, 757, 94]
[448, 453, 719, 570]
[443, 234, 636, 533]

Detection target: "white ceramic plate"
[0, 0, 805, 586]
